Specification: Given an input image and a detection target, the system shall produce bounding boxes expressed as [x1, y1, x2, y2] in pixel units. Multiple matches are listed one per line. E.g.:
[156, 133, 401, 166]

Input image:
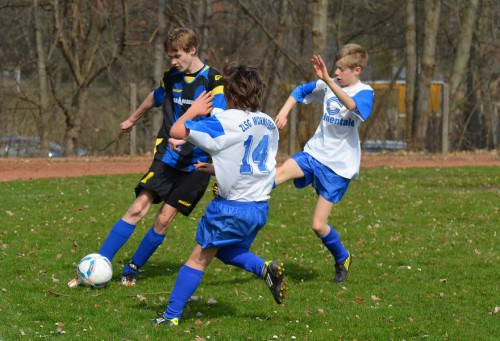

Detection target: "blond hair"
[335, 44, 368, 70]
[164, 27, 199, 53]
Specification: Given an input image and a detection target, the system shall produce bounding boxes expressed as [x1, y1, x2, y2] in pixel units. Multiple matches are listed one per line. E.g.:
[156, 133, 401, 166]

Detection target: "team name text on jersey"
[322, 114, 355, 127]
[252, 116, 276, 131]
[173, 97, 195, 106]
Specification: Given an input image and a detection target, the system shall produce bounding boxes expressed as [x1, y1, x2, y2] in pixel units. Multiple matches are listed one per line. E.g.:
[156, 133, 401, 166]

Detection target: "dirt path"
[0, 151, 498, 182]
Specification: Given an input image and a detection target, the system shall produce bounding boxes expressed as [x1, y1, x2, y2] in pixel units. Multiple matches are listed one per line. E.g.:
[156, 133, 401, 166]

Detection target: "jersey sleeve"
[185, 115, 225, 153]
[352, 89, 374, 121]
[291, 80, 325, 104]
[209, 71, 226, 115]
[153, 85, 165, 107]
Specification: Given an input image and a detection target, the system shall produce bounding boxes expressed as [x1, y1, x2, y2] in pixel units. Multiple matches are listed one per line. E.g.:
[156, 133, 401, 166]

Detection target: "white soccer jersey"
[185, 109, 279, 202]
[291, 79, 374, 179]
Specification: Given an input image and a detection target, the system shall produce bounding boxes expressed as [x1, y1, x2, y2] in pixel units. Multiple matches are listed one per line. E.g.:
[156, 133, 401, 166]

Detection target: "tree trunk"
[64, 87, 88, 156]
[151, 0, 167, 138]
[405, 0, 417, 145]
[413, 0, 441, 151]
[312, 0, 328, 56]
[448, 0, 479, 150]
[52, 0, 128, 156]
[33, 0, 49, 156]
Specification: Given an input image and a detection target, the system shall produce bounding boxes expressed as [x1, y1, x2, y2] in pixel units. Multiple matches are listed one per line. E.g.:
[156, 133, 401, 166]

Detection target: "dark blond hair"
[164, 27, 199, 53]
[335, 44, 368, 70]
[222, 64, 265, 112]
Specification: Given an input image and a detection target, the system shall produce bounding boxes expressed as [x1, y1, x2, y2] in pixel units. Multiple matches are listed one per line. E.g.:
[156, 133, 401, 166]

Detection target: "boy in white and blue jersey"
[153, 64, 287, 327]
[274, 44, 374, 283]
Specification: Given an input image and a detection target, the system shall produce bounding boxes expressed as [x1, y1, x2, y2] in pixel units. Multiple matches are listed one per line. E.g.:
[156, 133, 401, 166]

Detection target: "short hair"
[164, 27, 199, 53]
[335, 44, 368, 70]
[222, 64, 265, 112]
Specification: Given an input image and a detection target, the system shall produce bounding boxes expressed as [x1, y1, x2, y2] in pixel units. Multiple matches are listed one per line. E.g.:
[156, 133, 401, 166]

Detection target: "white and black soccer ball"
[76, 253, 113, 287]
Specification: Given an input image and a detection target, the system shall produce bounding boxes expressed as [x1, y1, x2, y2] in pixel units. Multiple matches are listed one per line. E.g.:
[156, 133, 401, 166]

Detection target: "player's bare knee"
[127, 201, 147, 219]
[311, 221, 326, 236]
[155, 213, 174, 232]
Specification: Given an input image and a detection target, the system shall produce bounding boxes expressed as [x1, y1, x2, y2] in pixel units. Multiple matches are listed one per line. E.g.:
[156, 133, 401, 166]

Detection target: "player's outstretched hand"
[191, 90, 214, 116]
[194, 161, 215, 175]
[311, 55, 330, 81]
[120, 119, 134, 133]
[168, 137, 186, 151]
[275, 112, 288, 130]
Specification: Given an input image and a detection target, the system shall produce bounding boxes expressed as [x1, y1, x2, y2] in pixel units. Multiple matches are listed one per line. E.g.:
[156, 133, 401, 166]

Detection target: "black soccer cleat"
[121, 262, 139, 286]
[152, 315, 179, 326]
[262, 260, 287, 304]
[333, 253, 352, 284]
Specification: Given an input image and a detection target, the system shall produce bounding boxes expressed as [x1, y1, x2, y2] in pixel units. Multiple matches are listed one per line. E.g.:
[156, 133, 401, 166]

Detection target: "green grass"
[1, 166, 499, 340]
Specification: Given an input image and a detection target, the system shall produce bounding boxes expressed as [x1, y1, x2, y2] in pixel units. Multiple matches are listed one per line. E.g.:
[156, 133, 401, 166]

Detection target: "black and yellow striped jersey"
[152, 65, 226, 171]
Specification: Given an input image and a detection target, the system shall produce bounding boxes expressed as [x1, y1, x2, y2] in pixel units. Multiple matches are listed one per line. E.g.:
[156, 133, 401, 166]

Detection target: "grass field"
[1, 166, 499, 340]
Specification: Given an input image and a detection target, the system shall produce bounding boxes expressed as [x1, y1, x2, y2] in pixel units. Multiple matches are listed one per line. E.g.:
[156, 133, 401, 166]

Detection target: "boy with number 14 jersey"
[153, 64, 286, 327]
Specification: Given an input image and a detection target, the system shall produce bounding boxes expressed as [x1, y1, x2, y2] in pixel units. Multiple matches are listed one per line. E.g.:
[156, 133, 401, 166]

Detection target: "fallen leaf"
[355, 296, 363, 302]
[371, 295, 381, 301]
[47, 290, 68, 297]
[135, 294, 147, 302]
[5, 210, 14, 217]
[488, 306, 500, 315]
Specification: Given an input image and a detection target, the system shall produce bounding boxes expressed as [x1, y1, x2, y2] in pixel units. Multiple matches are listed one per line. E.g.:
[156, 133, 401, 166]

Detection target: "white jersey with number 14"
[185, 109, 279, 202]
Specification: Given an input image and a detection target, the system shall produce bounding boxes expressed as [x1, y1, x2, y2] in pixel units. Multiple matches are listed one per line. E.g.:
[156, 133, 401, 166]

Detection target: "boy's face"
[167, 47, 197, 73]
[334, 58, 361, 87]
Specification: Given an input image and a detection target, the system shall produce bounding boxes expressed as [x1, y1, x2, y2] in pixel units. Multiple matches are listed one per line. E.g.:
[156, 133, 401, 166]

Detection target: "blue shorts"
[291, 152, 350, 203]
[196, 197, 269, 249]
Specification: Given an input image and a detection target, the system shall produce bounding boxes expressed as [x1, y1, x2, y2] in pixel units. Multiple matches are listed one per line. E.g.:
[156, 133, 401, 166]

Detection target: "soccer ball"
[76, 253, 113, 287]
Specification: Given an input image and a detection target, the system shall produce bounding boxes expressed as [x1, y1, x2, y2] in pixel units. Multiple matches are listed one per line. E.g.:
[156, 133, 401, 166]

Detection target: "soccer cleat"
[120, 273, 137, 286]
[211, 182, 219, 197]
[152, 315, 179, 326]
[333, 253, 352, 284]
[67, 277, 82, 288]
[262, 260, 287, 304]
[120, 262, 139, 286]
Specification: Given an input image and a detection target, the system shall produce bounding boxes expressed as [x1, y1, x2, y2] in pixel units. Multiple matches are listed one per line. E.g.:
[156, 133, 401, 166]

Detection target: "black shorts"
[135, 159, 211, 216]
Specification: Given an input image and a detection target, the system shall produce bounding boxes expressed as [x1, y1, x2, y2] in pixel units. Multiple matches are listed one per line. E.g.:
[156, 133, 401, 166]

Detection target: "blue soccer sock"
[98, 219, 136, 261]
[320, 225, 349, 262]
[216, 246, 266, 278]
[130, 227, 166, 268]
[165, 265, 204, 319]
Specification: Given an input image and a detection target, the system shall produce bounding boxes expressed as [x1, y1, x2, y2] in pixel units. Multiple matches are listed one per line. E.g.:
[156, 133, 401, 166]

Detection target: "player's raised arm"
[170, 91, 213, 139]
[312, 54, 356, 111]
[311, 54, 331, 82]
[120, 91, 155, 133]
[275, 96, 297, 130]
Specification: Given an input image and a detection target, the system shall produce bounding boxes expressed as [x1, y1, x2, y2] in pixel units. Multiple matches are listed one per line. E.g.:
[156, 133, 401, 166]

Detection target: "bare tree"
[51, 0, 128, 155]
[448, 0, 480, 150]
[33, 0, 50, 155]
[312, 0, 328, 56]
[413, 0, 441, 150]
[405, 0, 417, 143]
